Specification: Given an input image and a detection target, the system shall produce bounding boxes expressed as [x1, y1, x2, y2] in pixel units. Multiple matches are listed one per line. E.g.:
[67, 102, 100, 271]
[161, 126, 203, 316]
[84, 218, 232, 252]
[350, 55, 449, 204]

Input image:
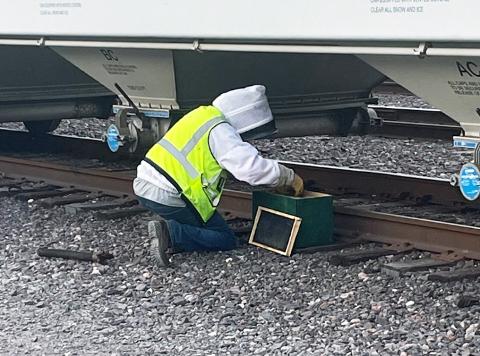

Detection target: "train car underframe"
[51, 47, 385, 153]
[0, 46, 115, 134]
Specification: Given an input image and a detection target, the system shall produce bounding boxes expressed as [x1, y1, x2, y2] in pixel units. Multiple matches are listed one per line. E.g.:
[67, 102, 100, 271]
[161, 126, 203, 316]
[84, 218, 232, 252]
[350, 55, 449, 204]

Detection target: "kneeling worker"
[133, 85, 304, 267]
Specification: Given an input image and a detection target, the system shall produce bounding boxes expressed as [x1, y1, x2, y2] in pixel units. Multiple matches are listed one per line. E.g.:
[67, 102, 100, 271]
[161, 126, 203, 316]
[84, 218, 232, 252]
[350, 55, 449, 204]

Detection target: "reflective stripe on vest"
[145, 106, 227, 222]
[181, 117, 225, 156]
[158, 139, 199, 178]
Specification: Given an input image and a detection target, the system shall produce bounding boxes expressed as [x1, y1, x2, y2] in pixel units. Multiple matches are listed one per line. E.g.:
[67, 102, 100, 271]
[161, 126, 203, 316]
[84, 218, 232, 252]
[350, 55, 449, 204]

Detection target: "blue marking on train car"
[459, 163, 480, 201]
[453, 138, 478, 149]
[107, 124, 121, 152]
[112, 106, 170, 118]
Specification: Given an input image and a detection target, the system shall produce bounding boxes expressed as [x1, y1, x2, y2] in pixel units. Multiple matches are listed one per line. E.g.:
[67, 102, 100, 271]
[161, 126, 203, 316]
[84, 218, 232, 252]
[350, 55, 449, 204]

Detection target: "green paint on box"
[252, 190, 333, 248]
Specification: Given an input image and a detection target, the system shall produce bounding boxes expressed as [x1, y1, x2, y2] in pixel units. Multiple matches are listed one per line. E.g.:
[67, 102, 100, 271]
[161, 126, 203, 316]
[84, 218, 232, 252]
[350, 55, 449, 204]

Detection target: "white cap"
[212, 85, 274, 137]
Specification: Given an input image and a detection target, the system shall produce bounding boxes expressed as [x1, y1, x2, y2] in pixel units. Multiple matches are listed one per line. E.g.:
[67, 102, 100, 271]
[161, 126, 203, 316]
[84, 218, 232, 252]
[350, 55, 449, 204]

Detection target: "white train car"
[1, 0, 480, 198]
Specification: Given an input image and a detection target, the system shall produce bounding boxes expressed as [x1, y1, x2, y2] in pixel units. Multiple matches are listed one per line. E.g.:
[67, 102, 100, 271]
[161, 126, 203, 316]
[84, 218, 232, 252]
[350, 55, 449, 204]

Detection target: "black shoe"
[148, 220, 171, 267]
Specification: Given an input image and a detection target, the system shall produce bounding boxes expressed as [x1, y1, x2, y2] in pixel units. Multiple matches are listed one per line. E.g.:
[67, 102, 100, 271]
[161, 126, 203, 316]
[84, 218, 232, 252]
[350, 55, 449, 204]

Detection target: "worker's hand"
[291, 174, 304, 197]
[275, 173, 304, 197]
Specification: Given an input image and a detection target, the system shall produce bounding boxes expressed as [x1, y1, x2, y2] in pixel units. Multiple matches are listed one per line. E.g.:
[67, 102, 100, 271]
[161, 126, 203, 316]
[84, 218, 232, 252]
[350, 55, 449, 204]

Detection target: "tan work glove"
[291, 173, 304, 197]
[275, 173, 304, 197]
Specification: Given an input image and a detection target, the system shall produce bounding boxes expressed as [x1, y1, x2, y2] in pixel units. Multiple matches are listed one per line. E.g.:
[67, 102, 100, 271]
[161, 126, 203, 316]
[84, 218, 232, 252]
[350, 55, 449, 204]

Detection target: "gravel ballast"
[254, 136, 466, 179]
[1, 93, 479, 354]
[2, 198, 480, 355]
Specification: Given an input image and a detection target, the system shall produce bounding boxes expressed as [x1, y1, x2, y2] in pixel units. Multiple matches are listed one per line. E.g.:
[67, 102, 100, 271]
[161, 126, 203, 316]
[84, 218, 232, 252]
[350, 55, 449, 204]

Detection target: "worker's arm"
[209, 123, 294, 187]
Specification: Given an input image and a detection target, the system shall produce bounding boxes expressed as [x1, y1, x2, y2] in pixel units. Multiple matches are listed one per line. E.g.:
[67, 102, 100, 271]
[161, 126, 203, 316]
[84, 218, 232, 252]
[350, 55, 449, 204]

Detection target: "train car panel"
[361, 55, 480, 137]
[53, 47, 178, 109]
[0, 1, 478, 42]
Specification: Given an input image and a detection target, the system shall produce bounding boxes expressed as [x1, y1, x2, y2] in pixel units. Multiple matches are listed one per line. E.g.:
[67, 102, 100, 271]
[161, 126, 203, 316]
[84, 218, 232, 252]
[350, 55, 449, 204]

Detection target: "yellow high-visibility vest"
[144, 106, 228, 222]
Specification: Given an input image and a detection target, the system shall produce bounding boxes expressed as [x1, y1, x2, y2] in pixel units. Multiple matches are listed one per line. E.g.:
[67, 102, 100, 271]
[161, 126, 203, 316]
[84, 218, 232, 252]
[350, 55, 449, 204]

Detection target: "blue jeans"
[137, 196, 237, 252]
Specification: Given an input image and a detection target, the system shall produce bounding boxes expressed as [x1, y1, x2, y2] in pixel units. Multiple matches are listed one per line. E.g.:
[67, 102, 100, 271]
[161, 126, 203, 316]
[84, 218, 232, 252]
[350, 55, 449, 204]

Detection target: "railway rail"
[1, 154, 480, 263]
[373, 80, 414, 96]
[370, 105, 461, 139]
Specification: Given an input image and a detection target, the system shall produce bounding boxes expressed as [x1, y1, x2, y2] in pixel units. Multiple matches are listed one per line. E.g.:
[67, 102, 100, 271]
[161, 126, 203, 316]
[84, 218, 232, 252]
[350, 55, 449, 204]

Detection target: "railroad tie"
[457, 295, 480, 308]
[39, 193, 105, 208]
[381, 257, 457, 278]
[329, 247, 403, 267]
[0, 178, 26, 188]
[0, 184, 56, 198]
[427, 266, 480, 283]
[64, 198, 135, 215]
[295, 239, 363, 254]
[15, 188, 80, 201]
[95, 206, 149, 220]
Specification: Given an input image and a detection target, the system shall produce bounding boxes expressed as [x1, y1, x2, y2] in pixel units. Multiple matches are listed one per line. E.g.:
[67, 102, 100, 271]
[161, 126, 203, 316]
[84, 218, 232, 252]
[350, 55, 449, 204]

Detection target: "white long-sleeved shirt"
[133, 122, 294, 207]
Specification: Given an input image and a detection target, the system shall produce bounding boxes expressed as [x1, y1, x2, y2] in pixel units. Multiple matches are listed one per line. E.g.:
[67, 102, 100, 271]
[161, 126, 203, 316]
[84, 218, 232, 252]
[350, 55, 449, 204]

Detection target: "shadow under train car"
[0, 45, 116, 134]
[173, 51, 386, 137]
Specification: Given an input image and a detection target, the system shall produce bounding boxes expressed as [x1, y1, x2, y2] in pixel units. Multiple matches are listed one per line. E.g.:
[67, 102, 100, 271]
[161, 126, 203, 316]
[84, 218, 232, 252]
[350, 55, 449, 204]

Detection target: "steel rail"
[335, 207, 480, 260]
[0, 151, 467, 208]
[370, 105, 459, 125]
[280, 161, 474, 208]
[369, 106, 462, 139]
[371, 120, 461, 140]
[0, 155, 467, 207]
[1, 155, 480, 259]
[0, 128, 125, 160]
[218, 190, 480, 260]
[0, 155, 134, 196]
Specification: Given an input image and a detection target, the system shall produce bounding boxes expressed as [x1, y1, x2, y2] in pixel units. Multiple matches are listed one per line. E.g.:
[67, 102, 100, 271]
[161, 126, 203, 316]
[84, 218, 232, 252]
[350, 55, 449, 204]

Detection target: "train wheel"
[24, 119, 61, 134]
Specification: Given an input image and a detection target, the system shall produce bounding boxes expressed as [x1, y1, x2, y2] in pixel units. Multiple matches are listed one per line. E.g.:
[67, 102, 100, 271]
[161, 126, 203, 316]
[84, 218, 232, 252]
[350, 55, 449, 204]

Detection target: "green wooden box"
[252, 190, 334, 249]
